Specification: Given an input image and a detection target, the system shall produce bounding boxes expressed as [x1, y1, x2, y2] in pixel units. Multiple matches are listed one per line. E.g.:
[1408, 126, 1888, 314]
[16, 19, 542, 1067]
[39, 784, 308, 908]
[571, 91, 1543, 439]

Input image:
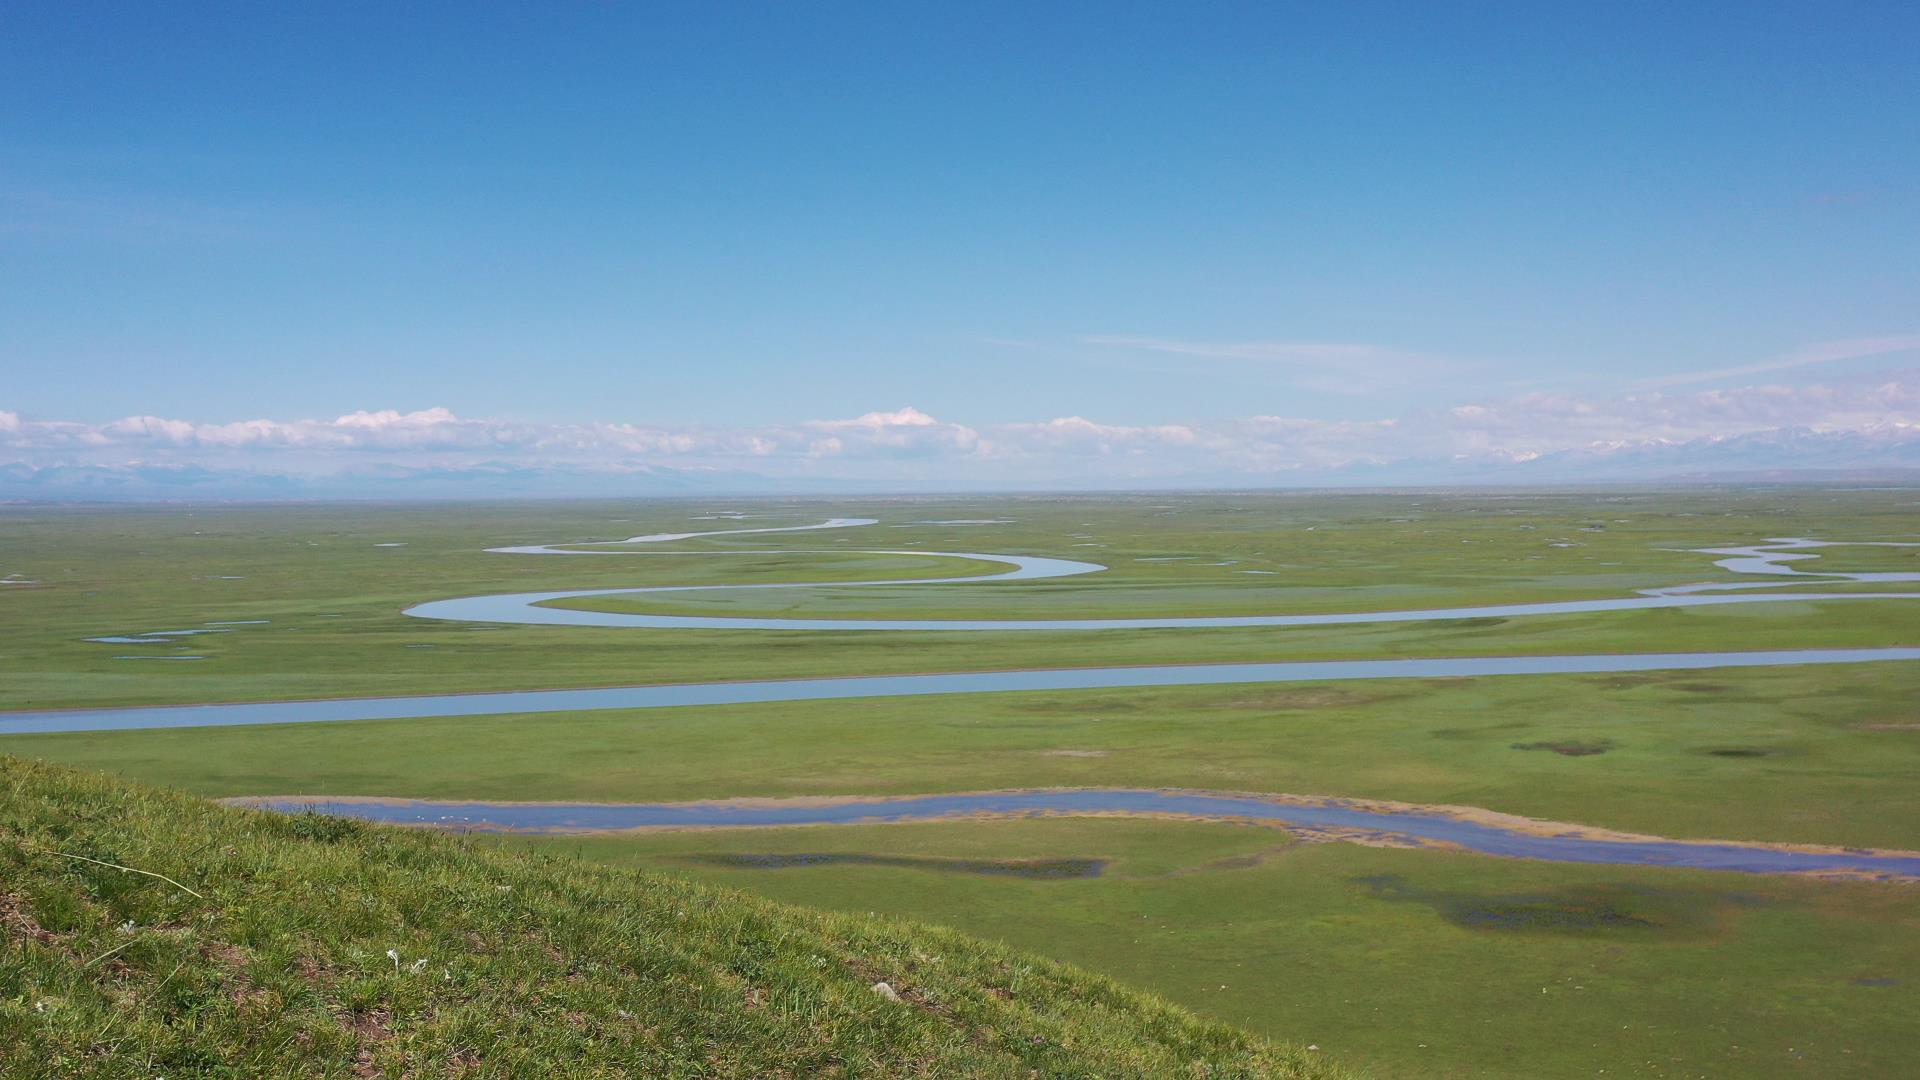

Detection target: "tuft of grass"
[0, 756, 1348, 1078]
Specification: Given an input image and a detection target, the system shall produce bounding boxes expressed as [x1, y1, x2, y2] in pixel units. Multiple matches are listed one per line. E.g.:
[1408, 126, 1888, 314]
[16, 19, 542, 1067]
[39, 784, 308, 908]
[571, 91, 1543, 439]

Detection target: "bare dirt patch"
[1590, 673, 1663, 690]
[0, 889, 58, 946]
[1208, 688, 1398, 711]
[1286, 826, 1464, 851]
[1020, 698, 1144, 715]
[345, 1007, 394, 1079]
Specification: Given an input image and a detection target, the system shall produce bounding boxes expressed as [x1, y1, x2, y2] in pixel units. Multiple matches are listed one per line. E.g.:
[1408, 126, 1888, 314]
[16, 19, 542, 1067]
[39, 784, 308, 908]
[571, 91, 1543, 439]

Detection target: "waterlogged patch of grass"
[1510, 738, 1613, 756]
[1349, 873, 1757, 937]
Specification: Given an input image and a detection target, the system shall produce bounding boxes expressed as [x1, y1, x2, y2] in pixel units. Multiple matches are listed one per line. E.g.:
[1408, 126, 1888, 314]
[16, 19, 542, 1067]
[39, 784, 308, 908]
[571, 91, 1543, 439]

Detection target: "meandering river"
[6, 525, 1917, 736]
[403, 531, 1920, 631]
[10, 519, 1919, 878]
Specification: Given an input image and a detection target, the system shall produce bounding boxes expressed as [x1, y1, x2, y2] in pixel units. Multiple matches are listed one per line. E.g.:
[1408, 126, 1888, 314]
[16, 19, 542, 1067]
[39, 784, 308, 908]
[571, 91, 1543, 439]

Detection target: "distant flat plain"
[3, 489, 1918, 1078]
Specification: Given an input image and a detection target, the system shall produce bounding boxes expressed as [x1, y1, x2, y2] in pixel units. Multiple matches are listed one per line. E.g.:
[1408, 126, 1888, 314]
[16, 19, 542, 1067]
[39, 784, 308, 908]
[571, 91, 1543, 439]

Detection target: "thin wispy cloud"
[1083, 335, 1437, 368]
[1079, 335, 1453, 395]
[1638, 334, 1920, 390]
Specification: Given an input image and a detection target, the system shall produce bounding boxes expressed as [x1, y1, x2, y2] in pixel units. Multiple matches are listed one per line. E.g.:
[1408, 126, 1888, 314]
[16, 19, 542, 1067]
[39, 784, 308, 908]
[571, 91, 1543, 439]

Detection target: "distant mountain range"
[1504, 423, 1920, 478]
[4, 424, 1917, 501]
[1321, 424, 1920, 486]
[0, 461, 783, 501]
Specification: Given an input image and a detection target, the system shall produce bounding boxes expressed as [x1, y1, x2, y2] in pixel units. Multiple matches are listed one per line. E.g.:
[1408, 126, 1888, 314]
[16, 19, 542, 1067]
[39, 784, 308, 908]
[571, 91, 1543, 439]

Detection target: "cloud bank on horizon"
[6, 359, 1919, 497]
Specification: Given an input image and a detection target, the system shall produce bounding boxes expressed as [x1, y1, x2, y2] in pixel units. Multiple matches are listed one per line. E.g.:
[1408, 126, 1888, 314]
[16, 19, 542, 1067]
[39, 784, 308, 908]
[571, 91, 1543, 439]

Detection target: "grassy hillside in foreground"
[0, 759, 1345, 1079]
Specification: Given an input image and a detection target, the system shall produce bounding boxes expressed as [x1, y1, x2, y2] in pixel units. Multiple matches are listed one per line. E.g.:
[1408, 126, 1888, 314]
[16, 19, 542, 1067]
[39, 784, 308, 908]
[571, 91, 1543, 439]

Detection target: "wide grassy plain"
[515, 819, 1920, 1080]
[4, 489, 1919, 1077]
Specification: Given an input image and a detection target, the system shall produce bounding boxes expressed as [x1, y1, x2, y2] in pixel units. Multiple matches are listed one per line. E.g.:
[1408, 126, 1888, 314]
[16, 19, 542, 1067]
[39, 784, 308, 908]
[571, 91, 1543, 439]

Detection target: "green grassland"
[12, 662, 1920, 850]
[2, 491, 1916, 711]
[4, 489, 1919, 1078]
[2, 758, 1334, 1078]
[503, 818, 1920, 1080]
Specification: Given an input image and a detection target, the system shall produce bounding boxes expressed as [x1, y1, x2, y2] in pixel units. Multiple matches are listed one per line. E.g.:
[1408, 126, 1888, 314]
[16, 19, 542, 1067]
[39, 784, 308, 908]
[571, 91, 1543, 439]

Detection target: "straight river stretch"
[9, 648, 1918, 735]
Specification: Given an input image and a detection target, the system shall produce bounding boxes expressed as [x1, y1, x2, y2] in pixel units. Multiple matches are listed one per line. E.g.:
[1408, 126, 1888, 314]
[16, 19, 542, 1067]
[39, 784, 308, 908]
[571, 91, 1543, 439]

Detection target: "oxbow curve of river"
[2, 523, 1917, 736]
[401, 526, 1920, 631]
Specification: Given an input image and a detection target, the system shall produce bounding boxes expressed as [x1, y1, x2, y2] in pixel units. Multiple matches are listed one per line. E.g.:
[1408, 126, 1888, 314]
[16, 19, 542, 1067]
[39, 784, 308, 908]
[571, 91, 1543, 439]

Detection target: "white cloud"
[802, 406, 983, 457]
[4, 373, 1918, 491]
[1002, 416, 1200, 451]
[807, 406, 942, 430]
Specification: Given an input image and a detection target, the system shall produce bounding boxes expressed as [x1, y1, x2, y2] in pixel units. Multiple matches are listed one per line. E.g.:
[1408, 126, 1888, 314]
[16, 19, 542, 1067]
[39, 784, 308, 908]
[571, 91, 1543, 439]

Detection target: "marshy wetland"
[5, 489, 1920, 1077]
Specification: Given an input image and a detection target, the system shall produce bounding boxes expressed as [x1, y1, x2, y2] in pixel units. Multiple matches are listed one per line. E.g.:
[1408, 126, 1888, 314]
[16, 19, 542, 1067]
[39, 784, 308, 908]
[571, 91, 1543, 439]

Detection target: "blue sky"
[2, 2, 1917, 492]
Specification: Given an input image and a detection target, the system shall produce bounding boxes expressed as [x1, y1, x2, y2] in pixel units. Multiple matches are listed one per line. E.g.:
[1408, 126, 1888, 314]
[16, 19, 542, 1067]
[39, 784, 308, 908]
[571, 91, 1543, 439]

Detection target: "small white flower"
[386, 949, 400, 973]
[410, 958, 428, 973]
